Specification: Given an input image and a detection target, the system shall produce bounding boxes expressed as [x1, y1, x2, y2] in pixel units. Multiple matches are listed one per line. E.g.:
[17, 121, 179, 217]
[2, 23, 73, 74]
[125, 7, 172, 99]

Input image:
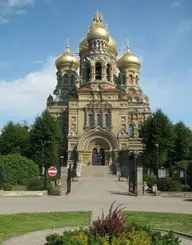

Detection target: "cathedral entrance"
[77, 127, 120, 165]
[92, 147, 105, 165]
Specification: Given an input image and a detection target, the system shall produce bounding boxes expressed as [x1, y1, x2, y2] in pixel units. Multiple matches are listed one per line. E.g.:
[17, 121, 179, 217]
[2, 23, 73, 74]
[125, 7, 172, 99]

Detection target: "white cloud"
[170, 1, 181, 8]
[0, 57, 191, 128]
[8, 0, 34, 7]
[0, 0, 35, 24]
[178, 19, 192, 32]
[141, 71, 192, 127]
[0, 57, 56, 123]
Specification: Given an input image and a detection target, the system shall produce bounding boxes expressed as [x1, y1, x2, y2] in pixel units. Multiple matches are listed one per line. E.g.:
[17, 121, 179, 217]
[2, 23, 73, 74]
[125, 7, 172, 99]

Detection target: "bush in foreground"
[45, 202, 181, 245]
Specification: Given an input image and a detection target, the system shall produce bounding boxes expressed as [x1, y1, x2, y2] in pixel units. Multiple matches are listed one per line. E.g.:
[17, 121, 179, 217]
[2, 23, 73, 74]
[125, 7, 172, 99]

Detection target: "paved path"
[0, 170, 192, 244]
[0, 176, 192, 216]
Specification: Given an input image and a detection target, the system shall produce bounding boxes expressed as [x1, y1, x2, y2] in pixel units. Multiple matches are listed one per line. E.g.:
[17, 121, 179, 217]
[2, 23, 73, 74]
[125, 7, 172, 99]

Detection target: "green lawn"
[0, 212, 91, 244]
[124, 212, 192, 234]
[12, 185, 26, 191]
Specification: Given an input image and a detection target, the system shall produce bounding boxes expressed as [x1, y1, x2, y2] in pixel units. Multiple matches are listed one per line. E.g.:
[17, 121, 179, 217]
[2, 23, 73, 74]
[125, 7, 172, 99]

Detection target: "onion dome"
[117, 46, 141, 72]
[87, 25, 109, 41]
[55, 46, 79, 71]
[79, 36, 88, 55]
[108, 36, 118, 56]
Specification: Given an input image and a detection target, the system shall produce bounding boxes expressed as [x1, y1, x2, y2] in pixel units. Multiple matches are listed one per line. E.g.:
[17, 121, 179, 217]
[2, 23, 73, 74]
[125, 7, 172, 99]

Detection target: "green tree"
[29, 110, 62, 187]
[0, 121, 30, 157]
[139, 109, 175, 172]
[173, 122, 192, 162]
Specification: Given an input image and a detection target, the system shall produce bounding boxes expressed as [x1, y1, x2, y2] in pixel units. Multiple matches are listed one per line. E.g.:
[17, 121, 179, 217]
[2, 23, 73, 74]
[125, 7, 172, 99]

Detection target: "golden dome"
[79, 36, 88, 55]
[117, 47, 141, 71]
[79, 35, 117, 56]
[87, 25, 109, 41]
[55, 46, 79, 70]
[108, 36, 118, 56]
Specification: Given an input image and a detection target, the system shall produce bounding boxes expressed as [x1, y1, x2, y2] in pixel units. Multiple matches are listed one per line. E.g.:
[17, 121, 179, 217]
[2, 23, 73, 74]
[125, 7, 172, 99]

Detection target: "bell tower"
[79, 11, 118, 88]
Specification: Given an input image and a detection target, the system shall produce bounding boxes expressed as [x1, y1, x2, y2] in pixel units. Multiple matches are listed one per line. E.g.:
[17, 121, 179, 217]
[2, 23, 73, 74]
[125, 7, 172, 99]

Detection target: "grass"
[11, 185, 26, 191]
[124, 212, 192, 234]
[0, 212, 91, 244]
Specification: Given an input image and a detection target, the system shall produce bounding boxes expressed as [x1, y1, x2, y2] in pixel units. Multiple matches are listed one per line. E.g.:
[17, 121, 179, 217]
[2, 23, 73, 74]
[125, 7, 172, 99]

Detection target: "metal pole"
[156, 147, 158, 183]
[185, 169, 187, 192]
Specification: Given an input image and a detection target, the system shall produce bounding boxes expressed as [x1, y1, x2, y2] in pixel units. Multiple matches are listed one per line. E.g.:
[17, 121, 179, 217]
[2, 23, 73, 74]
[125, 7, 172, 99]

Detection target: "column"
[102, 65, 107, 80]
[59, 157, 68, 196]
[137, 166, 144, 196]
[91, 65, 95, 81]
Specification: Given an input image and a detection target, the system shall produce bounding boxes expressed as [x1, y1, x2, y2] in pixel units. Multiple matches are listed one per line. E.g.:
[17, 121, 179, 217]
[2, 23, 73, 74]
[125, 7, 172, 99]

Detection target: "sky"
[0, 0, 192, 129]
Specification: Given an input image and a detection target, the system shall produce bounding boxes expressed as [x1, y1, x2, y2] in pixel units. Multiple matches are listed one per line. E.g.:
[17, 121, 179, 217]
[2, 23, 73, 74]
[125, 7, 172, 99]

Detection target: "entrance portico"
[77, 126, 119, 165]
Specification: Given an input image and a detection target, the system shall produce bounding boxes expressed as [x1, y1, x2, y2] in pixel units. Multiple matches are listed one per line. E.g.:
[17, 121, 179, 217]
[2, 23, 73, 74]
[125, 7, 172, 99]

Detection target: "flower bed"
[44, 202, 181, 245]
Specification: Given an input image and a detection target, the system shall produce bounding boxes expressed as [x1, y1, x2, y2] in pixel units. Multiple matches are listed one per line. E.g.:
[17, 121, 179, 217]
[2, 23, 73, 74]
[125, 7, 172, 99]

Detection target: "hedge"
[0, 153, 39, 189]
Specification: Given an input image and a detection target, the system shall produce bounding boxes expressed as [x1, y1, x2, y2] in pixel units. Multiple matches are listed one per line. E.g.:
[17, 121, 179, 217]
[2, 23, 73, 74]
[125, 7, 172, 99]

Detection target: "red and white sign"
[48, 166, 57, 177]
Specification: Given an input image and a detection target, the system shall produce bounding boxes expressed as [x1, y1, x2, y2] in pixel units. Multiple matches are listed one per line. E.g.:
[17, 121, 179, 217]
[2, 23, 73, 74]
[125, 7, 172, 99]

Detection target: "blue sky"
[0, 0, 192, 129]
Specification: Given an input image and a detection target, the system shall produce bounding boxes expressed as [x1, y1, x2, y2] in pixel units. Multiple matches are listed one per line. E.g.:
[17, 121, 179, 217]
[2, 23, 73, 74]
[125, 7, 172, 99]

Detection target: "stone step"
[81, 166, 112, 178]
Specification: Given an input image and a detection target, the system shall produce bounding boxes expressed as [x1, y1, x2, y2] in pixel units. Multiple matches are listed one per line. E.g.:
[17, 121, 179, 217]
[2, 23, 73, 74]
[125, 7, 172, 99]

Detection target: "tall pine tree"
[29, 110, 63, 171]
[139, 109, 175, 172]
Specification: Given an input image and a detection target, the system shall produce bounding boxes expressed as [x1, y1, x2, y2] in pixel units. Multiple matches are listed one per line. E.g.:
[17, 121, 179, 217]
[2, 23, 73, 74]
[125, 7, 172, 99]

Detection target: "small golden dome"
[87, 25, 109, 41]
[55, 46, 79, 70]
[117, 47, 141, 71]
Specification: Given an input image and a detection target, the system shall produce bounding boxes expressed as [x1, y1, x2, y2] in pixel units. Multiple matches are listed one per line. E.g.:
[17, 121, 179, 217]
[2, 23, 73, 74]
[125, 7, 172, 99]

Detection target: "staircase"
[81, 166, 112, 178]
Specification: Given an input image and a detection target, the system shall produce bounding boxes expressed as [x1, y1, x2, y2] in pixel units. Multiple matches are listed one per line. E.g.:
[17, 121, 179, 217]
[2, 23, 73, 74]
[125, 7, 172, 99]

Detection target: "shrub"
[89, 201, 125, 238]
[26, 176, 54, 194]
[0, 154, 39, 189]
[45, 202, 181, 245]
[157, 178, 183, 191]
[26, 177, 42, 191]
[144, 175, 156, 187]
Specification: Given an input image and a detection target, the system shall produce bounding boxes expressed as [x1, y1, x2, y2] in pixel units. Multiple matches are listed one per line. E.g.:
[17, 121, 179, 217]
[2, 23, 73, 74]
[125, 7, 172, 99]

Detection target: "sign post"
[48, 166, 57, 177]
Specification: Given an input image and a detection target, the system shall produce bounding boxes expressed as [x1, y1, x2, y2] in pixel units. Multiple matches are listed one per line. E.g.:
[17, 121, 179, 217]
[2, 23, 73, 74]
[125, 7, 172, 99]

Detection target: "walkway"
[0, 166, 192, 245]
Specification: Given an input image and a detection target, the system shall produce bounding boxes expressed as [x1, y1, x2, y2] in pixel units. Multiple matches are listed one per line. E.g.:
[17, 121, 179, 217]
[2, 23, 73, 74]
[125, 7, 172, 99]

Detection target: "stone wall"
[0, 190, 48, 197]
[157, 191, 192, 198]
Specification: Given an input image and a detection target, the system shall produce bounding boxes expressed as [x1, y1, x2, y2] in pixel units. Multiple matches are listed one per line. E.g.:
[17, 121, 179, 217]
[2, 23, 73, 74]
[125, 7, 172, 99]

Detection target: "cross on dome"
[93, 10, 103, 24]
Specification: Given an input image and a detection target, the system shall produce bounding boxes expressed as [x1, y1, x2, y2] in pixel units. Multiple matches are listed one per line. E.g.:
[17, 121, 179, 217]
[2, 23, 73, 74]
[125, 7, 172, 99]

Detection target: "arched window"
[104, 114, 109, 128]
[88, 114, 93, 127]
[129, 152, 134, 161]
[122, 74, 126, 85]
[95, 62, 102, 80]
[71, 75, 75, 84]
[96, 114, 101, 126]
[106, 64, 111, 81]
[64, 74, 69, 83]
[86, 62, 91, 82]
[128, 124, 134, 138]
[129, 75, 133, 84]
[138, 124, 142, 138]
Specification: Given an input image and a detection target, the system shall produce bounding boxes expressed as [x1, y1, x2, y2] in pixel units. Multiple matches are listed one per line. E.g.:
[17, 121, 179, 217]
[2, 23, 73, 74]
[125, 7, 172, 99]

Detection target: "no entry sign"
[48, 166, 57, 177]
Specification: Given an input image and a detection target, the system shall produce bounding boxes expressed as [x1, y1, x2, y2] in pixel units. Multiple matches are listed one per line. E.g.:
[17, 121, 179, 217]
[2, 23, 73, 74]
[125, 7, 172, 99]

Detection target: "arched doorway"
[92, 148, 99, 166]
[78, 127, 120, 165]
[99, 148, 105, 165]
[92, 148, 106, 166]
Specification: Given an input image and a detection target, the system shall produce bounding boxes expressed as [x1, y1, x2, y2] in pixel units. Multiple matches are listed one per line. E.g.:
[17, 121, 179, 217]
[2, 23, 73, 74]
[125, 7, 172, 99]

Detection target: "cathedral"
[47, 11, 151, 166]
